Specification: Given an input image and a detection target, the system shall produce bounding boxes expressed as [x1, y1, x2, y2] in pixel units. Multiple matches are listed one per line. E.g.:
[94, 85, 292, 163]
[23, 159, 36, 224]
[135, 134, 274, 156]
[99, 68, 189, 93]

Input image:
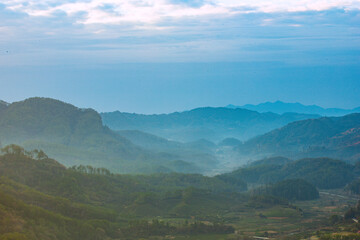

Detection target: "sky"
[0, 0, 359, 113]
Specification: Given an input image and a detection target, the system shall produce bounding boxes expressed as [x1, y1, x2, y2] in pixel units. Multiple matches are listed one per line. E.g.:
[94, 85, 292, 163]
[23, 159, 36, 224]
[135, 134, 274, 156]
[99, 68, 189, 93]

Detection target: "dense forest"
[0, 145, 242, 239]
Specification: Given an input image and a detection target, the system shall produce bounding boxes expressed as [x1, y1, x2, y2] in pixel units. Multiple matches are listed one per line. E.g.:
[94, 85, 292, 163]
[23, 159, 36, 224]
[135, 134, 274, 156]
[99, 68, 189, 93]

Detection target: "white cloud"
[1, 0, 360, 26]
[216, 0, 360, 12]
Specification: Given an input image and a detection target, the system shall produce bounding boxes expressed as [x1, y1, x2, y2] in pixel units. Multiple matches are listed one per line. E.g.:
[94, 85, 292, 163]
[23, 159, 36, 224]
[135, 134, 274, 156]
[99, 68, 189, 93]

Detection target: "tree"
[1, 145, 26, 156]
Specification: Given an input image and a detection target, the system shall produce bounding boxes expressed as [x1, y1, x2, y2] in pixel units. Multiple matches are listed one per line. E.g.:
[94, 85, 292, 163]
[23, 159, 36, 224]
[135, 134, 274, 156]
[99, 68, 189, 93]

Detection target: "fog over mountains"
[101, 107, 319, 142]
[0, 98, 212, 174]
[0, 97, 359, 175]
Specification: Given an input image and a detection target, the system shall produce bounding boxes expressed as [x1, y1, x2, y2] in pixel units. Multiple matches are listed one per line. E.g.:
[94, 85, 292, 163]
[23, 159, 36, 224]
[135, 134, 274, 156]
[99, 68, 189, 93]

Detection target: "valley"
[0, 97, 359, 239]
[2, 1, 359, 238]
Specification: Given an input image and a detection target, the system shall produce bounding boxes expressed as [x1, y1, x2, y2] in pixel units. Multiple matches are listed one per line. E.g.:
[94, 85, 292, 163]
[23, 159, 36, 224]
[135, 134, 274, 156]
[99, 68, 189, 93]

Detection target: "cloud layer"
[0, 0, 359, 67]
[1, 0, 360, 26]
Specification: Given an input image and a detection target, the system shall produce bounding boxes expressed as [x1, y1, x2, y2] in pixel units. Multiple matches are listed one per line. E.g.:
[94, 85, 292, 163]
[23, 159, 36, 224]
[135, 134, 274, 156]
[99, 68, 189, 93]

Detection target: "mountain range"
[227, 101, 360, 116]
[0, 97, 359, 239]
[1, 97, 359, 174]
[0, 98, 209, 174]
[101, 108, 319, 142]
[236, 113, 360, 162]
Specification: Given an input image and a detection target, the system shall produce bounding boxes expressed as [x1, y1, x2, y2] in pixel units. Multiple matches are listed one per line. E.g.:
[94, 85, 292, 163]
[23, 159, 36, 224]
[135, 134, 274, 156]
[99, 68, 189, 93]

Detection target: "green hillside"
[0, 145, 248, 239]
[0, 145, 247, 209]
[0, 145, 356, 239]
[219, 157, 357, 189]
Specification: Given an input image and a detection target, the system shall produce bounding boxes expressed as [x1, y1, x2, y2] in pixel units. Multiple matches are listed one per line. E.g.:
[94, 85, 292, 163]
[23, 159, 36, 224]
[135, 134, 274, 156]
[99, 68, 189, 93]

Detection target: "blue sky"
[0, 0, 359, 113]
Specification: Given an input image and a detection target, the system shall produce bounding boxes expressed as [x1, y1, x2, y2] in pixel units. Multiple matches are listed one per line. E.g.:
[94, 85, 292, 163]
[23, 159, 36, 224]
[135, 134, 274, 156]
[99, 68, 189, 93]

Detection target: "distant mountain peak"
[227, 101, 359, 116]
[102, 106, 319, 142]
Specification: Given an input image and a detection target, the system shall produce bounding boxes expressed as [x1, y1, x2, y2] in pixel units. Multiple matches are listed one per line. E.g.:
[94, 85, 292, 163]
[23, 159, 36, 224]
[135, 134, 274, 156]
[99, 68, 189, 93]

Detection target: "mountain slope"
[118, 130, 218, 171]
[101, 107, 319, 142]
[118, 130, 185, 151]
[0, 146, 244, 239]
[0, 98, 199, 173]
[0, 98, 130, 148]
[249, 156, 291, 167]
[237, 113, 360, 162]
[227, 101, 360, 116]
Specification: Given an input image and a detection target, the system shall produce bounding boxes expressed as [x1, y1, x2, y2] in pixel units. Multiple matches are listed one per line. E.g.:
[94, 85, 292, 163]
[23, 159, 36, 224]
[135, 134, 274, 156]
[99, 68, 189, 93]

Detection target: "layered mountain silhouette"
[117, 130, 218, 170]
[0, 98, 204, 173]
[227, 101, 360, 116]
[237, 113, 360, 162]
[1, 97, 358, 173]
[101, 108, 319, 142]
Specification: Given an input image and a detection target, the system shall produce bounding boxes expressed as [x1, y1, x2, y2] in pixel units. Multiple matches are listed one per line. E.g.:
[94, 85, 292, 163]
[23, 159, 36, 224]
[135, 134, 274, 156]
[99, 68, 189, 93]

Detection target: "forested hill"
[101, 107, 319, 142]
[236, 113, 360, 162]
[219, 157, 357, 189]
[0, 97, 110, 144]
[0, 98, 203, 173]
[0, 145, 323, 239]
[0, 145, 246, 239]
[0, 97, 146, 158]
